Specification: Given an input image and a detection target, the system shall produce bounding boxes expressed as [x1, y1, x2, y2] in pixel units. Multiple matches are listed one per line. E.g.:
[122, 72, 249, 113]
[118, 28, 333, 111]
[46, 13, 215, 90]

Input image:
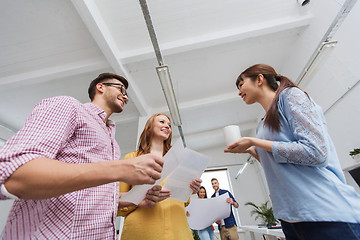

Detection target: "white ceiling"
[0, 0, 355, 156]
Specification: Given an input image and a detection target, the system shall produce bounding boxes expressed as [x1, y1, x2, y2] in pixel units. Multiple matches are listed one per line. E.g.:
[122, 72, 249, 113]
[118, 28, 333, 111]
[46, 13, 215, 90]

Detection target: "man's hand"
[137, 185, 171, 208]
[226, 197, 234, 205]
[120, 153, 164, 185]
[226, 197, 239, 208]
[190, 178, 202, 194]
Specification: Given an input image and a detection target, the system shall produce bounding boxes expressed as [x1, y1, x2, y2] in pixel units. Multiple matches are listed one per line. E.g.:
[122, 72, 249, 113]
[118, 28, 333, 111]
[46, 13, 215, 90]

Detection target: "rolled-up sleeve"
[272, 88, 328, 167]
[0, 97, 78, 198]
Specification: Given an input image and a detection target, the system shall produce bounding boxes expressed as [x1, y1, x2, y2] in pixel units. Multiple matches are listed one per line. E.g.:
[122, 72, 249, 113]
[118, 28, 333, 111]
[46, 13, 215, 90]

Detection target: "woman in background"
[118, 113, 202, 240]
[197, 186, 214, 240]
[225, 64, 360, 240]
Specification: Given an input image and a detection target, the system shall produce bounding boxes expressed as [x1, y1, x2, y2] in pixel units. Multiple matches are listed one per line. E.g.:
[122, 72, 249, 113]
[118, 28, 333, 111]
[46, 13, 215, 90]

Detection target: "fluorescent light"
[297, 40, 337, 87]
[235, 157, 253, 179]
[235, 162, 249, 179]
[156, 65, 182, 126]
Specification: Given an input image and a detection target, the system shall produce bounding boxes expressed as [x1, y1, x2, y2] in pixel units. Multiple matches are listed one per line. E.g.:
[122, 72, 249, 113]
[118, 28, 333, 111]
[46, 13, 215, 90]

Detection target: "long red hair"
[136, 113, 172, 156]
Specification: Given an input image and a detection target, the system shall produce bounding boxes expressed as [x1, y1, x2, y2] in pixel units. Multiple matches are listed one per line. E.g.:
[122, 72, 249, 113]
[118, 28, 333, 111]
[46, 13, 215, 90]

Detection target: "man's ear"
[96, 83, 105, 94]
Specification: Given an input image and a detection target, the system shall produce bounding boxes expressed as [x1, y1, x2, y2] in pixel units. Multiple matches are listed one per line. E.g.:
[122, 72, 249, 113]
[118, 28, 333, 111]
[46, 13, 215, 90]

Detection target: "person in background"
[197, 186, 215, 240]
[0, 73, 164, 239]
[225, 63, 360, 240]
[211, 178, 239, 240]
[118, 113, 202, 240]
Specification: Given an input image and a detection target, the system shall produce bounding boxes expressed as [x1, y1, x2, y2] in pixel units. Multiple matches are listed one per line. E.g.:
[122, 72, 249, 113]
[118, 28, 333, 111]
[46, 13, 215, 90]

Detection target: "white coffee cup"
[222, 125, 241, 146]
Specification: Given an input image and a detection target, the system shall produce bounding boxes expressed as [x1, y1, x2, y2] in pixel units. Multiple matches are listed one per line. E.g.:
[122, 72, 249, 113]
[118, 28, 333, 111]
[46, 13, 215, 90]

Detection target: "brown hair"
[236, 64, 298, 132]
[88, 73, 129, 101]
[137, 113, 172, 156]
[211, 178, 218, 182]
[197, 186, 208, 198]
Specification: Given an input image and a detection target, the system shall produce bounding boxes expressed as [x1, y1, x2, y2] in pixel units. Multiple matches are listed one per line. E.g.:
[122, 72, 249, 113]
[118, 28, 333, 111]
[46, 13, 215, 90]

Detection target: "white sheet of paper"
[119, 139, 185, 204]
[120, 138, 209, 204]
[163, 148, 209, 202]
[185, 193, 231, 230]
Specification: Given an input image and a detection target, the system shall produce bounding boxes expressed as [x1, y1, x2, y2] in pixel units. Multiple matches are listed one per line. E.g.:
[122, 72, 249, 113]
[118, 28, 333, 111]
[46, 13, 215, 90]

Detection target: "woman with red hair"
[118, 113, 201, 240]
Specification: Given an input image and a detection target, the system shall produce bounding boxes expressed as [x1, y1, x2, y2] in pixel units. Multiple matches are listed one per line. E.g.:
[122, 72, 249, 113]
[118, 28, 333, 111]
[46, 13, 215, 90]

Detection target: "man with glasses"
[102, 82, 128, 97]
[0, 73, 165, 239]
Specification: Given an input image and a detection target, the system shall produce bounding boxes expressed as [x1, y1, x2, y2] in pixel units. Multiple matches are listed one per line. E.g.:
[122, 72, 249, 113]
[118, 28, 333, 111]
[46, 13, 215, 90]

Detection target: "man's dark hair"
[88, 73, 129, 101]
[211, 178, 218, 182]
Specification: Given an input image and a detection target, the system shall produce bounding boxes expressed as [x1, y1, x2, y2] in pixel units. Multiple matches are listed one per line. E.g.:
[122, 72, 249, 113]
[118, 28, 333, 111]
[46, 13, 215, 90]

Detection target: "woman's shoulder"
[279, 87, 310, 106]
[280, 87, 305, 98]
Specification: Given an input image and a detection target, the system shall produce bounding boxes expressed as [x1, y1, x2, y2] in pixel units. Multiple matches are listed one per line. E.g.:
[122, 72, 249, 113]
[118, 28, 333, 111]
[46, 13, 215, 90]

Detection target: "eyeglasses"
[102, 82, 128, 97]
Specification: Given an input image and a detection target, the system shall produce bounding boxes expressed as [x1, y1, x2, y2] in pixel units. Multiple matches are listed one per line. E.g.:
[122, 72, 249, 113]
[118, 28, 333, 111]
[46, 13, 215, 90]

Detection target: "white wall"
[283, 0, 360, 171]
[319, 1, 360, 171]
[281, 0, 340, 80]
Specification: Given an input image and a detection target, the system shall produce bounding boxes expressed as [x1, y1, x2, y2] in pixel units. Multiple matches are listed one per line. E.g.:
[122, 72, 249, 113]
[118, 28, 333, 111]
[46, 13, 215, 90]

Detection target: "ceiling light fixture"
[156, 65, 182, 126]
[297, 40, 337, 87]
[139, 0, 186, 146]
[235, 156, 253, 179]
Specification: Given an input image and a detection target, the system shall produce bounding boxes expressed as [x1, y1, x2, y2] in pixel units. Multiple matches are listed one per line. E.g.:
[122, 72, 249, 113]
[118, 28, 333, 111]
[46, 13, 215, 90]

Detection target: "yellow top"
[118, 151, 193, 240]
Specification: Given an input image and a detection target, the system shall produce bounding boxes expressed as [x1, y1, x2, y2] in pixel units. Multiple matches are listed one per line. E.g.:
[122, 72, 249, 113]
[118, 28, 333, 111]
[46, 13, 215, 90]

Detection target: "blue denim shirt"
[211, 189, 237, 230]
[257, 87, 360, 222]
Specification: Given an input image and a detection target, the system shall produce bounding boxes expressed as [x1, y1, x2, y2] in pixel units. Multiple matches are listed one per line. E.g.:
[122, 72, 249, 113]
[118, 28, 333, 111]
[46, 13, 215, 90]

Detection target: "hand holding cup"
[222, 125, 241, 146]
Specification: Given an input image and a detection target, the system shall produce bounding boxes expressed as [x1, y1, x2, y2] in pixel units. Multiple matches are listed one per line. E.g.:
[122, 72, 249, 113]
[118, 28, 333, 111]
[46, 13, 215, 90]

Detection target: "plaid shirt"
[0, 96, 121, 239]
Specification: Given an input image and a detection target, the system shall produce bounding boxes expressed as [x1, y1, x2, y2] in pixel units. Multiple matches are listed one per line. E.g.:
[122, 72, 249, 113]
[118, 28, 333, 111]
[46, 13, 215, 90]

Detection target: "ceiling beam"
[150, 92, 241, 119]
[119, 14, 313, 64]
[0, 122, 17, 136]
[0, 58, 108, 88]
[71, 0, 149, 116]
[114, 92, 239, 124]
[177, 120, 258, 139]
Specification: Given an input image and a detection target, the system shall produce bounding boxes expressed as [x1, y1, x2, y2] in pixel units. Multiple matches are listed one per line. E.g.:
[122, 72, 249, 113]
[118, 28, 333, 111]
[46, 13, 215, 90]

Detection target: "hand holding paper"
[137, 185, 171, 208]
[120, 138, 209, 204]
[190, 178, 202, 194]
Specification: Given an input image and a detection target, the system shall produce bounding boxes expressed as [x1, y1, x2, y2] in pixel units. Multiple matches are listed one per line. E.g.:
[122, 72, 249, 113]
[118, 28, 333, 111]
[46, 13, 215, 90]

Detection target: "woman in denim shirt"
[225, 64, 360, 240]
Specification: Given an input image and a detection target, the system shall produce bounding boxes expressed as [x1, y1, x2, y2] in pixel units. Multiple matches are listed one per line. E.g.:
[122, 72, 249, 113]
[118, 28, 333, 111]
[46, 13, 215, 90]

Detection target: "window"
[200, 168, 241, 227]
[200, 168, 230, 197]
